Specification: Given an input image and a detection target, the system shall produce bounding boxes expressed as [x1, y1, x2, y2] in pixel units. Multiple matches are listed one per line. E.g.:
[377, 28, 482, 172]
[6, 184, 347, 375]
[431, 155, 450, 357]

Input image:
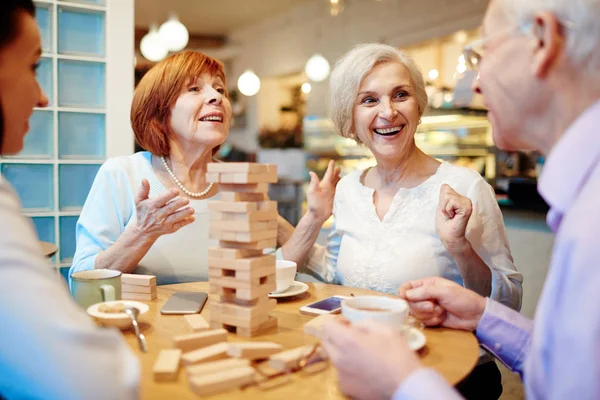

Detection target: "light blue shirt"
[394, 101, 600, 399]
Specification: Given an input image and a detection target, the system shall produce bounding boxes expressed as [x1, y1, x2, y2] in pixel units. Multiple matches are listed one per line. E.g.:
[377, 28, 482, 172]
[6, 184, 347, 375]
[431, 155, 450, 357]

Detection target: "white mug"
[273, 260, 297, 293]
[341, 296, 408, 332]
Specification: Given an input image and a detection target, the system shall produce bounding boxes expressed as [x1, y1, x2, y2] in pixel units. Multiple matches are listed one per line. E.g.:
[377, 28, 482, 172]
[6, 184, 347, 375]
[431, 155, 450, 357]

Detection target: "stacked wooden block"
[121, 273, 156, 301]
[205, 162, 279, 337]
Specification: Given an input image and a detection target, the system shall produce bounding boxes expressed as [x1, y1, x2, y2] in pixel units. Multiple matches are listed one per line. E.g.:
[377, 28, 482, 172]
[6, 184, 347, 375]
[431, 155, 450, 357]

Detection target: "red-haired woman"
[70, 50, 338, 284]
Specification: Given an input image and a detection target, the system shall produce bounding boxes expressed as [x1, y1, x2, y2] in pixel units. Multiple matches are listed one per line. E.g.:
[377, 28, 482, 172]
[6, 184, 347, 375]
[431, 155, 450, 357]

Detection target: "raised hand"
[306, 160, 341, 223]
[133, 179, 195, 240]
[397, 276, 486, 331]
[435, 184, 472, 254]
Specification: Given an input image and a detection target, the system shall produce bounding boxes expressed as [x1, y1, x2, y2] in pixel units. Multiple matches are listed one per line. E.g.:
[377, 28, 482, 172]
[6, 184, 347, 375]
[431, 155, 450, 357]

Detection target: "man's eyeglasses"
[463, 19, 575, 72]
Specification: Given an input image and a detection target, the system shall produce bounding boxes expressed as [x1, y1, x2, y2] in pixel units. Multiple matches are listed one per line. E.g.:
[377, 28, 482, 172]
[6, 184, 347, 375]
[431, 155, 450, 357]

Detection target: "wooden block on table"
[209, 219, 278, 233]
[153, 349, 182, 382]
[208, 200, 277, 213]
[189, 366, 256, 396]
[210, 209, 278, 222]
[121, 273, 156, 287]
[207, 162, 273, 174]
[209, 264, 275, 282]
[209, 229, 238, 241]
[210, 273, 275, 293]
[208, 247, 263, 260]
[227, 342, 283, 360]
[219, 238, 277, 251]
[236, 315, 278, 338]
[173, 329, 228, 352]
[208, 254, 275, 271]
[181, 342, 229, 366]
[303, 314, 340, 338]
[121, 284, 156, 294]
[186, 358, 250, 377]
[220, 192, 267, 202]
[268, 345, 317, 372]
[121, 291, 157, 301]
[184, 314, 210, 332]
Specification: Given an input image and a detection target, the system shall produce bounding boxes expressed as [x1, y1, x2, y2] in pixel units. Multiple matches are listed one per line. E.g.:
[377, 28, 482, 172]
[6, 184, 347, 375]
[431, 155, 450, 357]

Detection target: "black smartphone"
[160, 292, 208, 315]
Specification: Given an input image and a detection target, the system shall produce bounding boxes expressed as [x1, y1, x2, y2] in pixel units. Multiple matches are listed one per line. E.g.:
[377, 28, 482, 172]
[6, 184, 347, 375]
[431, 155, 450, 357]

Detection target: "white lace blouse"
[304, 162, 523, 311]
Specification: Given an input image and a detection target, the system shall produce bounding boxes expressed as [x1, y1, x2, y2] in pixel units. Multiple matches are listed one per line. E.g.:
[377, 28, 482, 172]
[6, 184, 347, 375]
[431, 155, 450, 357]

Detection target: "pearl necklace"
[161, 156, 213, 198]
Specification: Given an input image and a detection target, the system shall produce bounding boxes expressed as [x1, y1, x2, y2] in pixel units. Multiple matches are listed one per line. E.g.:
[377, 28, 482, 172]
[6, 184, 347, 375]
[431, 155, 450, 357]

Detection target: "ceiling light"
[305, 54, 330, 82]
[140, 24, 168, 62]
[237, 70, 261, 96]
[301, 82, 312, 94]
[428, 69, 439, 80]
[158, 15, 189, 52]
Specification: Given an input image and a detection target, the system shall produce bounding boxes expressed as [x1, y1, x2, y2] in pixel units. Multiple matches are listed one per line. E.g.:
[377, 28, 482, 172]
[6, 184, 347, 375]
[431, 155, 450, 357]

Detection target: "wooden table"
[122, 282, 479, 399]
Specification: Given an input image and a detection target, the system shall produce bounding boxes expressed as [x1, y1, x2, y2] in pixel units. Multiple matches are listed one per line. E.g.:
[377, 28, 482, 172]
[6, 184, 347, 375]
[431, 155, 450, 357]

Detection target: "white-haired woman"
[283, 43, 523, 399]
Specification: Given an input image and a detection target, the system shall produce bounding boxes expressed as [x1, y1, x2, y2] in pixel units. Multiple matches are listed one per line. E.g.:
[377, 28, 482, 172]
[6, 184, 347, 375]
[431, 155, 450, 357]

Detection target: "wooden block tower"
[205, 163, 279, 337]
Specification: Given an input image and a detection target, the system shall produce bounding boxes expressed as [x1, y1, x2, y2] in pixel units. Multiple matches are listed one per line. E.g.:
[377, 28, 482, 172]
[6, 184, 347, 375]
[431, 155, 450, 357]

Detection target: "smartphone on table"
[299, 295, 349, 316]
[160, 292, 208, 315]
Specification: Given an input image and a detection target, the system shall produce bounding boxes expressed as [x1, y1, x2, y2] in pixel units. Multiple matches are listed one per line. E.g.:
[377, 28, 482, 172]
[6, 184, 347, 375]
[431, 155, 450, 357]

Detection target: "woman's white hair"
[500, 0, 600, 77]
[329, 43, 428, 142]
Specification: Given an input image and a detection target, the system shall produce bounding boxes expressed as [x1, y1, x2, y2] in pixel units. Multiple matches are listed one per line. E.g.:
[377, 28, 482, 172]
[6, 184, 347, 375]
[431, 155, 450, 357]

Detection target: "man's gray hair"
[500, 0, 600, 76]
[329, 43, 428, 142]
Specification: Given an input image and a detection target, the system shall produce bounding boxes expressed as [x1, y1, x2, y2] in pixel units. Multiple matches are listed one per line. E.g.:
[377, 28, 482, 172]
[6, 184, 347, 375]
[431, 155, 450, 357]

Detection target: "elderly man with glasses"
[320, 0, 600, 399]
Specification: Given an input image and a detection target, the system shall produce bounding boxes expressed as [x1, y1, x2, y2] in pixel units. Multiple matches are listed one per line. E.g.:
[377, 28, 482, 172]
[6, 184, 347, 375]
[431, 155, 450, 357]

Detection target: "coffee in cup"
[341, 296, 408, 332]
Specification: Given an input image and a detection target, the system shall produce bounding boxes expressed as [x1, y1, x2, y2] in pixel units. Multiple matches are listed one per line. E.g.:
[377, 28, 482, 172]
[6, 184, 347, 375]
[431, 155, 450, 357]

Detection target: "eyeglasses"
[241, 343, 329, 391]
[463, 19, 575, 72]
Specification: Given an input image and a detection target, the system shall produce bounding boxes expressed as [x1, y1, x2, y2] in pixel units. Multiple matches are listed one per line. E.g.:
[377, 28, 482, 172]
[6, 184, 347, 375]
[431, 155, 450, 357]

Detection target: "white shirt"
[0, 176, 139, 400]
[305, 162, 523, 310]
[71, 151, 218, 285]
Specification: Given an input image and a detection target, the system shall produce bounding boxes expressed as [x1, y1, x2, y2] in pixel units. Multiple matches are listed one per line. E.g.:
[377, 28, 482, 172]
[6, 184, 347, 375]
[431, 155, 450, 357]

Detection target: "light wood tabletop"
[122, 282, 479, 399]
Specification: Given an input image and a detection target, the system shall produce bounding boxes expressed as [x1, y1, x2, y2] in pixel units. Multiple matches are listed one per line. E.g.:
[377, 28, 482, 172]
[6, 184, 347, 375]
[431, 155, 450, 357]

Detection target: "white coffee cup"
[273, 260, 297, 294]
[341, 296, 408, 332]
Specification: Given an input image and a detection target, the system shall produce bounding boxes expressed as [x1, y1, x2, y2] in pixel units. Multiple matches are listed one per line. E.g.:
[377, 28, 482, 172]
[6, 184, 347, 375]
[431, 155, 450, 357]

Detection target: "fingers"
[407, 301, 445, 324]
[160, 196, 190, 216]
[135, 179, 151, 204]
[438, 184, 472, 219]
[397, 278, 435, 299]
[404, 283, 449, 303]
[148, 187, 180, 208]
[164, 207, 195, 230]
[322, 160, 335, 183]
[308, 171, 320, 192]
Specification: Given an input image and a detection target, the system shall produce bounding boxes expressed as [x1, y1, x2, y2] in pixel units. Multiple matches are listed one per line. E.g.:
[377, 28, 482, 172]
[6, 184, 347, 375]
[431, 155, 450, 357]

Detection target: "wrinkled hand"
[306, 160, 341, 223]
[398, 277, 486, 331]
[321, 319, 422, 400]
[134, 179, 195, 240]
[436, 184, 472, 253]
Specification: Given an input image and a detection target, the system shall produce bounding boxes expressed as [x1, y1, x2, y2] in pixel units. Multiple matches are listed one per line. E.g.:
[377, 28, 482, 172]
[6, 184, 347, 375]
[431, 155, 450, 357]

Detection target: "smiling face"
[0, 10, 49, 155]
[168, 73, 232, 150]
[352, 61, 421, 161]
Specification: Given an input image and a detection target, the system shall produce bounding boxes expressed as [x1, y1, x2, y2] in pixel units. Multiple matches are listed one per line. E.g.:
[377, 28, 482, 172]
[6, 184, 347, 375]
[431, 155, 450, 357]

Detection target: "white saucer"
[269, 281, 309, 298]
[87, 300, 150, 330]
[405, 327, 427, 351]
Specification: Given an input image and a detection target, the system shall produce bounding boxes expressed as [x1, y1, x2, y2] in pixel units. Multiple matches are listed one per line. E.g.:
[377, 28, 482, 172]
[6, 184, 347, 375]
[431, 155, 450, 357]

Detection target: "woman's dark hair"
[0, 0, 35, 151]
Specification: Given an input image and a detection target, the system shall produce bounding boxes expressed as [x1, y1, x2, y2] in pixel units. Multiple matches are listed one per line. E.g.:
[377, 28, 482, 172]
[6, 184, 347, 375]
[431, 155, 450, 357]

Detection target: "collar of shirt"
[538, 100, 600, 232]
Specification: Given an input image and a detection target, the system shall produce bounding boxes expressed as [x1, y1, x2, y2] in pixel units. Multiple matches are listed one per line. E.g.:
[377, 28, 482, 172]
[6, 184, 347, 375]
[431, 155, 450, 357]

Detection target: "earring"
[418, 119, 422, 124]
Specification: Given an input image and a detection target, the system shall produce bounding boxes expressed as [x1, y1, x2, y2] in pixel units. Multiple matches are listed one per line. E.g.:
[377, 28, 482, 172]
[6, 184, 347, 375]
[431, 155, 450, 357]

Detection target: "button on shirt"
[394, 100, 600, 399]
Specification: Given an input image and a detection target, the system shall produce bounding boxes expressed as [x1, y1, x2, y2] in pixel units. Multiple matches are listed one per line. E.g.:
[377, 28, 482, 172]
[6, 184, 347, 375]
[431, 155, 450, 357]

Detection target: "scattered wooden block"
[208, 247, 263, 260]
[303, 314, 340, 338]
[207, 162, 273, 174]
[184, 314, 210, 332]
[173, 329, 228, 352]
[153, 349, 182, 382]
[121, 273, 156, 287]
[121, 284, 156, 294]
[219, 238, 277, 250]
[210, 209, 278, 222]
[121, 291, 157, 301]
[208, 200, 277, 213]
[181, 342, 229, 366]
[210, 219, 278, 233]
[219, 183, 269, 193]
[227, 342, 283, 360]
[186, 358, 250, 377]
[220, 192, 267, 202]
[268, 345, 318, 372]
[208, 254, 275, 271]
[188, 366, 256, 396]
